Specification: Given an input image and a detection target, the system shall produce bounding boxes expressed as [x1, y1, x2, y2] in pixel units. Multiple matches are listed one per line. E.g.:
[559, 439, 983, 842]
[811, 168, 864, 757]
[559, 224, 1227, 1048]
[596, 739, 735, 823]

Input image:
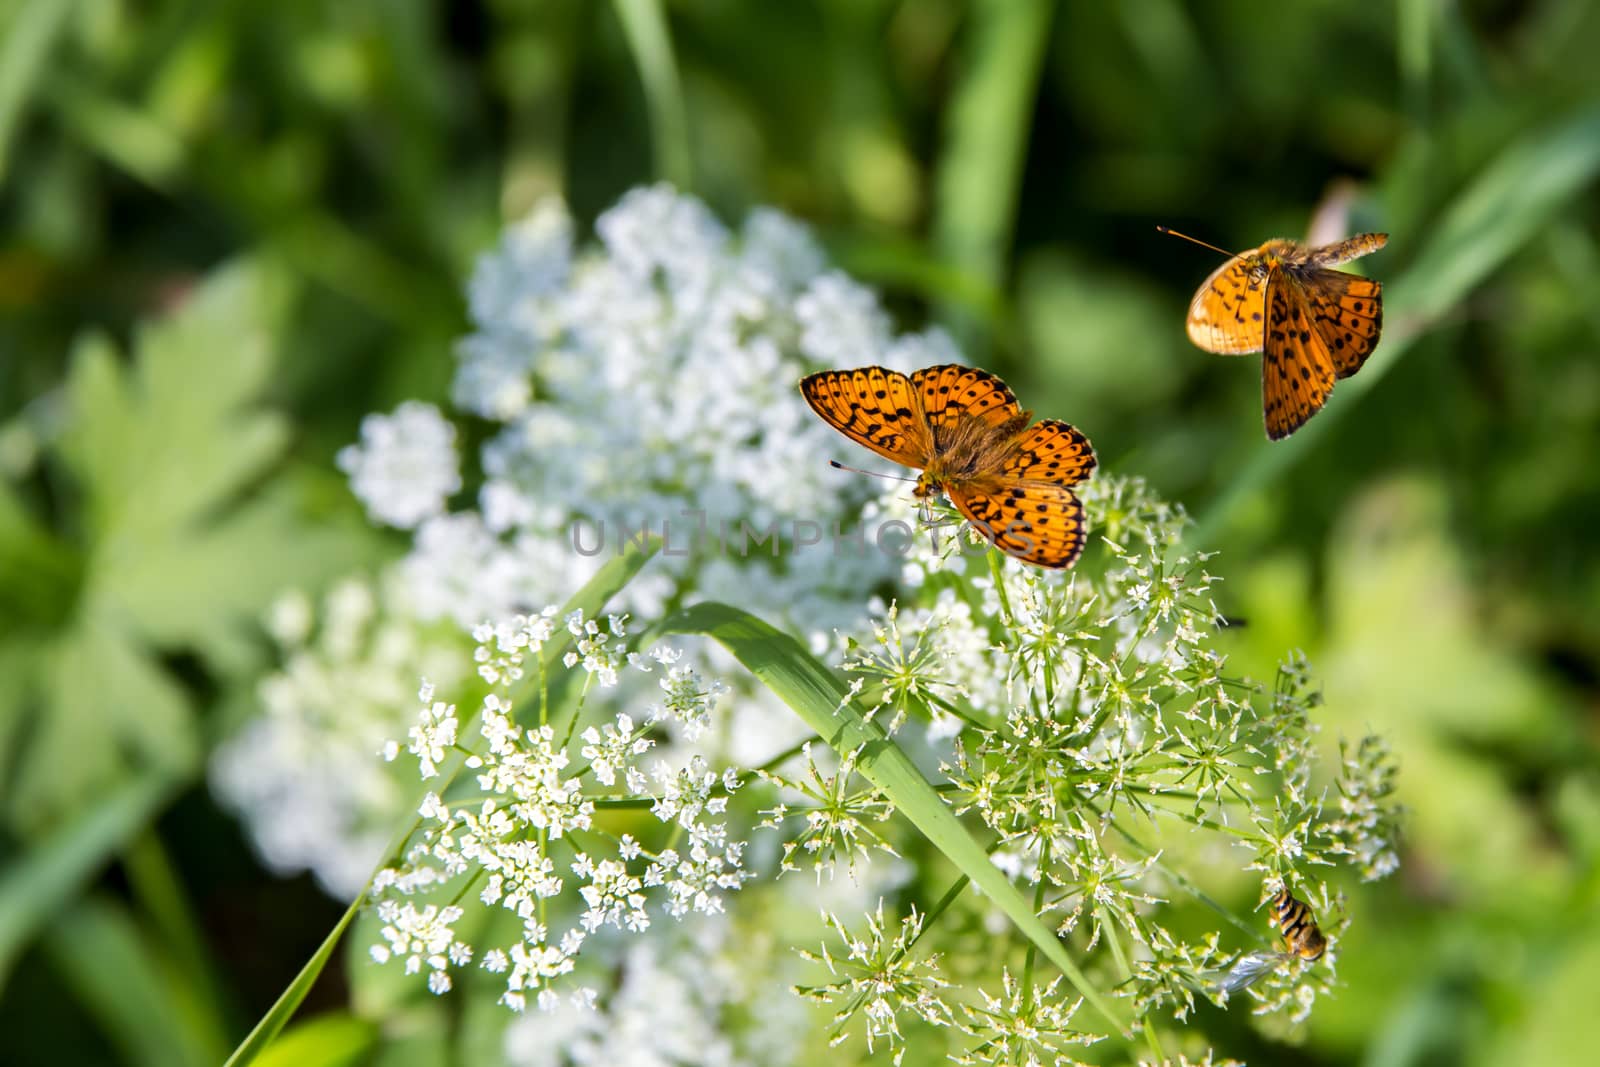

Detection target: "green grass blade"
[221, 893, 360, 1067]
[123, 831, 238, 1044]
[222, 538, 661, 1066]
[659, 600, 1129, 1039]
[46, 897, 228, 1067]
[612, 0, 691, 189]
[0, 0, 77, 183]
[933, 0, 1054, 354]
[0, 769, 179, 989]
[1193, 104, 1600, 545]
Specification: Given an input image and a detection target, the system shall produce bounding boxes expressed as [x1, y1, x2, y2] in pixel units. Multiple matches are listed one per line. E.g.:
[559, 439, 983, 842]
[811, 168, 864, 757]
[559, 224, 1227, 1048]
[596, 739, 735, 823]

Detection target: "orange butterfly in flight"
[1162, 227, 1387, 440]
[799, 364, 1096, 569]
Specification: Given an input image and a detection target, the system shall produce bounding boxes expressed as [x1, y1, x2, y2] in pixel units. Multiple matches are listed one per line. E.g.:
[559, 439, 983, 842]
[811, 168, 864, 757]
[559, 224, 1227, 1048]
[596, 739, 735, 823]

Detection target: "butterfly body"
[800, 365, 1095, 569]
[1182, 232, 1387, 439]
[913, 409, 1031, 498]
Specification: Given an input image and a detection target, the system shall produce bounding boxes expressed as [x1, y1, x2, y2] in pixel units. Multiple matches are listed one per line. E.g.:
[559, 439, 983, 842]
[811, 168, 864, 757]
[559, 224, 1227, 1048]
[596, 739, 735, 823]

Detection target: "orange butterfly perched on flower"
[1161, 227, 1387, 440]
[799, 364, 1096, 569]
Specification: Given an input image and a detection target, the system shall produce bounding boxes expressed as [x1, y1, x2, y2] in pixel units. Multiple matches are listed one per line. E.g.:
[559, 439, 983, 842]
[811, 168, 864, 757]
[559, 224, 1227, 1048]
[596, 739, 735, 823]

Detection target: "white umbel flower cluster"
[338, 401, 462, 529]
[215, 185, 952, 899]
[380, 184, 943, 631]
[367, 608, 749, 1013]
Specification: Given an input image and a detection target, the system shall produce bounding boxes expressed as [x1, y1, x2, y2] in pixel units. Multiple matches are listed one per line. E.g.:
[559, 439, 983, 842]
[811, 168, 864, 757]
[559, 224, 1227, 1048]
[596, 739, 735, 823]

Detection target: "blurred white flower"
[427, 183, 935, 632]
[223, 186, 937, 903]
[502, 920, 801, 1067]
[337, 401, 462, 529]
[209, 576, 467, 898]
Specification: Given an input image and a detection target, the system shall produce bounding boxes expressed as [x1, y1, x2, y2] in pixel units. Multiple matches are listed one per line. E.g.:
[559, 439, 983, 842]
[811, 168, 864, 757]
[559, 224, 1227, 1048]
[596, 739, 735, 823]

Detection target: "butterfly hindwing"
[1003, 419, 1097, 486]
[1262, 273, 1338, 440]
[800, 367, 933, 468]
[910, 364, 1022, 441]
[1186, 253, 1268, 355]
[1303, 271, 1383, 379]
[945, 479, 1089, 570]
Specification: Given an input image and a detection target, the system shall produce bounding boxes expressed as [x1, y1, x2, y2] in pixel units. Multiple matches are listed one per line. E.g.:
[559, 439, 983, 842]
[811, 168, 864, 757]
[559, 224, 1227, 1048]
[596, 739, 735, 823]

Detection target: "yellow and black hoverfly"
[1216, 887, 1329, 994]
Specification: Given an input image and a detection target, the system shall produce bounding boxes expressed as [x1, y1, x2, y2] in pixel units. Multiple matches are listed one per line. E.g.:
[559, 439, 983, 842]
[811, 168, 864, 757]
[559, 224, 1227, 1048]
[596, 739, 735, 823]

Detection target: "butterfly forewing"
[1262, 274, 1338, 440]
[1003, 419, 1097, 485]
[800, 367, 933, 467]
[1186, 254, 1269, 355]
[910, 364, 1021, 439]
[946, 480, 1089, 570]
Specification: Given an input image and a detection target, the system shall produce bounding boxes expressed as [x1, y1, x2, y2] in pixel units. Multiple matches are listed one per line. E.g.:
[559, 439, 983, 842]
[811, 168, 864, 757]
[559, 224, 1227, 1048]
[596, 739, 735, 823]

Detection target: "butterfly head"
[912, 470, 944, 499]
[1248, 239, 1305, 279]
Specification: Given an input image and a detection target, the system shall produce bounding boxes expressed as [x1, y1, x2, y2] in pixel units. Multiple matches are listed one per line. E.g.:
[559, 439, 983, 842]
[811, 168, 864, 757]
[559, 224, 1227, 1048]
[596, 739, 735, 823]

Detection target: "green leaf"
[7, 621, 196, 821]
[225, 538, 662, 1067]
[43, 896, 229, 1067]
[658, 600, 1129, 1040]
[0, 478, 82, 636]
[0, 770, 179, 986]
[58, 260, 292, 542]
[6, 259, 369, 825]
[252, 1015, 377, 1067]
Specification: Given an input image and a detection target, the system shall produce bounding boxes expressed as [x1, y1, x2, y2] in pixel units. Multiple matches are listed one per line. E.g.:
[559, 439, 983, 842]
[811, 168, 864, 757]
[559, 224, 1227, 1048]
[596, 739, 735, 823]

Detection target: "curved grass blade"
[612, 0, 691, 189]
[221, 897, 358, 1067]
[0, 0, 76, 182]
[223, 539, 661, 1066]
[932, 0, 1054, 355]
[659, 600, 1129, 1039]
[0, 769, 180, 990]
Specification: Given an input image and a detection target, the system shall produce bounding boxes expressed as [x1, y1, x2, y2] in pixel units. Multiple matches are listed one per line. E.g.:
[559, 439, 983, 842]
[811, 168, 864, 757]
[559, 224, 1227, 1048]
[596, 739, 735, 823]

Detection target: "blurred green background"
[2, 1, 1599, 1064]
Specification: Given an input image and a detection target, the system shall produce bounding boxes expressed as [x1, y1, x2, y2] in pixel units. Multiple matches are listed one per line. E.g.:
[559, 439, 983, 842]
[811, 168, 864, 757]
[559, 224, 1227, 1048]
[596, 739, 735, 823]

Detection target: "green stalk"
[612, 0, 692, 189]
[932, 0, 1055, 355]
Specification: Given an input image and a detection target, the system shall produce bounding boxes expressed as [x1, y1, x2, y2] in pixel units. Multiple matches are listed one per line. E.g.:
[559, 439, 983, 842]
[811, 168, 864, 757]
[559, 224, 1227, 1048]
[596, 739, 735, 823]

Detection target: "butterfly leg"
[919, 499, 944, 558]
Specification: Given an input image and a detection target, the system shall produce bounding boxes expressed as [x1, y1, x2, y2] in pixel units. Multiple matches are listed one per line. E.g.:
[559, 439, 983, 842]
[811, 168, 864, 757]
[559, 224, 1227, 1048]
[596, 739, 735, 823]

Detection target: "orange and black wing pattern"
[944, 420, 1097, 570]
[799, 366, 933, 468]
[1302, 270, 1383, 380]
[1003, 419, 1097, 486]
[910, 364, 1022, 442]
[1261, 272, 1339, 440]
[1186, 252, 1269, 355]
[945, 479, 1091, 570]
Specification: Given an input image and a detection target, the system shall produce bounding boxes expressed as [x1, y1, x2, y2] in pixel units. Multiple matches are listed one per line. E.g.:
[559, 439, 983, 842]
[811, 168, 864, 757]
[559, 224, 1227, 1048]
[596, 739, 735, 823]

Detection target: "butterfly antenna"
[828, 459, 918, 484]
[1155, 225, 1235, 257]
